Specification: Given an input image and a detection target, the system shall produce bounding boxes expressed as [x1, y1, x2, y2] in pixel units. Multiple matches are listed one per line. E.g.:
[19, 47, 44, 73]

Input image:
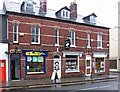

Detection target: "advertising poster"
[38, 56, 44, 62]
[33, 56, 38, 62]
[27, 56, 32, 62]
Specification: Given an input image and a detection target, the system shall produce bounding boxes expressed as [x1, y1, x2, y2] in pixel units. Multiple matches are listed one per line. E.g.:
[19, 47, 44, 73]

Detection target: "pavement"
[0, 72, 118, 90]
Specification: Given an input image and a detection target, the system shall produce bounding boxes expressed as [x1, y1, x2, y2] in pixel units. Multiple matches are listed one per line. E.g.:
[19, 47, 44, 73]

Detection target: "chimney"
[40, 0, 47, 13]
[70, 0, 77, 19]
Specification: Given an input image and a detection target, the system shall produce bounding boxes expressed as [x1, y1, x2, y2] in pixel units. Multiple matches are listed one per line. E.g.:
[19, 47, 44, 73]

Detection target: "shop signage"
[65, 39, 70, 50]
[26, 52, 43, 56]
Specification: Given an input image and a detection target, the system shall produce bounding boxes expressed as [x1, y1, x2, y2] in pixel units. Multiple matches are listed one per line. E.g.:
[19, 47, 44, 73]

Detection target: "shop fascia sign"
[26, 52, 44, 56]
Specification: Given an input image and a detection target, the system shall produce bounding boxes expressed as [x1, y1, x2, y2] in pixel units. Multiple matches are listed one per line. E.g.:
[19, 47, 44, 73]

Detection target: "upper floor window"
[97, 34, 102, 48]
[87, 33, 90, 48]
[69, 31, 75, 47]
[55, 29, 59, 46]
[90, 16, 96, 24]
[61, 10, 70, 19]
[13, 24, 18, 43]
[26, 3, 33, 12]
[31, 26, 40, 44]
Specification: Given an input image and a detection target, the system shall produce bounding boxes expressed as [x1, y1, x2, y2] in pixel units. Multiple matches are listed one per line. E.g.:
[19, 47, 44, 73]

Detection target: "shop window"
[69, 31, 75, 47]
[26, 56, 45, 74]
[66, 55, 79, 72]
[13, 24, 18, 43]
[31, 26, 40, 44]
[95, 58, 105, 73]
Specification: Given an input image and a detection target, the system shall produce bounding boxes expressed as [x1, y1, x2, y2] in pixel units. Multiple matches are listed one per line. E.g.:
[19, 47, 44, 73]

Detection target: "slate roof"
[3, 1, 108, 28]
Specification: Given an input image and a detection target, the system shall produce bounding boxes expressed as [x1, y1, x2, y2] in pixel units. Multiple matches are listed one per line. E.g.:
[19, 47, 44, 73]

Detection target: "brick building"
[2, 0, 109, 81]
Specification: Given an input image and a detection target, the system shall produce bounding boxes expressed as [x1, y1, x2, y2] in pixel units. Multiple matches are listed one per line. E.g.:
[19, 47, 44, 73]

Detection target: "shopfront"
[93, 52, 108, 73]
[22, 50, 49, 75]
[63, 51, 83, 73]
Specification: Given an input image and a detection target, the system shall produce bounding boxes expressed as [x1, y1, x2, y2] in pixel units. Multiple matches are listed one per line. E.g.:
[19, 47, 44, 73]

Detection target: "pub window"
[95, 58, 105, 73]
[69, 31, 75, 47]
[13, 24, 18, 43]
[66, 55, 79, 72]
[31, 26, 40, 44]
[26, 56, 45, 74]
[55, 29, 59, 46]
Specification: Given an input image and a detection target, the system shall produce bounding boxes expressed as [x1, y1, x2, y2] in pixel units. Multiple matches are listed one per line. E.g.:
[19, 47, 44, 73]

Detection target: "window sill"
[70, 45, 76, 48]
[87, 46, 91, 48]
[31, 43, 41, 46]
[97, 47, 103, 49]
[55, 44, 60, 47]
[65, 70, 80, 73]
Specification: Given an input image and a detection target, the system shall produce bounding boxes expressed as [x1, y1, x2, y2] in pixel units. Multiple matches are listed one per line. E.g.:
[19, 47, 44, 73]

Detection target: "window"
[66, 11, 68, 17]
[69, 31, 75, 46]
[26, 56, 45, 74]
[13, 24, 18, 43]
[31, 26, 40, 44]
[55, 29, 59, 46]
[66, 55, 79, 72]
[61, 10, 70, 18]
[87, 33, 90, 48]
[26, 3, 33, 12]
[95, 58, 105, 73]
[97, 34, 102, 48]
[90, 16, 96, 24]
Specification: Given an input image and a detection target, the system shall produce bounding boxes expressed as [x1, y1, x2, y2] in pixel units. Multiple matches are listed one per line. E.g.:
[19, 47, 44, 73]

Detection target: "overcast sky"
[0, 0, 119, 29]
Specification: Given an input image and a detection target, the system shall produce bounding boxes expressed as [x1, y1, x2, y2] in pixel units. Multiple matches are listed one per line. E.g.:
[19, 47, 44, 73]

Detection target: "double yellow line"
[0, 80, 96, 90]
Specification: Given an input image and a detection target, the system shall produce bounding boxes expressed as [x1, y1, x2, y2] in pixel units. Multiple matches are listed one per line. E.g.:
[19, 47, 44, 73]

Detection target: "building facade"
[2, 0, 109, 81]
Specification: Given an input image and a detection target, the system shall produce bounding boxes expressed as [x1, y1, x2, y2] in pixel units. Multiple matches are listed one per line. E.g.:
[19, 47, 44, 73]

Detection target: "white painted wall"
[110, 27, 118, 58]
[0, 43, 8, 81]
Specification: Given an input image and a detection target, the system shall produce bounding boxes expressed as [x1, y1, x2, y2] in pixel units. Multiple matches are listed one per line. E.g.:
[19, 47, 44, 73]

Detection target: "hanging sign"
[26, 52, 43, 56]
[65, 39, 70, 50]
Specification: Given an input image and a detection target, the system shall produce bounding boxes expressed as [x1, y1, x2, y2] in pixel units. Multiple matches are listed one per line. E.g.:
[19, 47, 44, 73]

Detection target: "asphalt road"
[24, 78, 118, 91]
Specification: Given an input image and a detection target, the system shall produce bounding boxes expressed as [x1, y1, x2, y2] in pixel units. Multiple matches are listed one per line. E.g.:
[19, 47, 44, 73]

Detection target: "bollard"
[91, 72, 92, 79]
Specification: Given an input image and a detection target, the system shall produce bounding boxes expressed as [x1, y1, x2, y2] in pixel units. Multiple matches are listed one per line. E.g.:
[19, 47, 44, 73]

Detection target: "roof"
[55, 6, 70, 15]
[3, 1, 110, 29]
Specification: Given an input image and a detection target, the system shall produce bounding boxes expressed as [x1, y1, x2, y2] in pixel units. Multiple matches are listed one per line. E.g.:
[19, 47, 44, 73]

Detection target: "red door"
[0, 60, 6, 81]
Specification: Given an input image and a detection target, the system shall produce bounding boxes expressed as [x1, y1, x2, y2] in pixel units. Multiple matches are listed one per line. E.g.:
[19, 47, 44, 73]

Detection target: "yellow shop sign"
[26, 52, 43, 56]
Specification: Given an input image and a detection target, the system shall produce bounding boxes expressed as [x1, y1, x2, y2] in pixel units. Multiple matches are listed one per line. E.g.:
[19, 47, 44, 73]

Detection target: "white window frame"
[69, 31, 75, 47]
[90, 15, 96, 24]
[61, 9, 70, 18]
[31, 26, 40, 44]
[55, 29, 59, 46]
[65, 55, 80, 73]
[87, 33, 90, 48]
[97, 34, 102, 48]
[13, 24, 18, 43]
[95, 57, 105, 73]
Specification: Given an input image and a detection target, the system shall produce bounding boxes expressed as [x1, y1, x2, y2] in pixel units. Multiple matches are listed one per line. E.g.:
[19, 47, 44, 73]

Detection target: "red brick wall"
[8, 14, 109, 79]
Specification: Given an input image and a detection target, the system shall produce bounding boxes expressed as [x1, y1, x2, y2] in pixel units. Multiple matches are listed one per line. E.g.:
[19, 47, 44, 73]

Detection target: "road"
[22, 78, 119, 91]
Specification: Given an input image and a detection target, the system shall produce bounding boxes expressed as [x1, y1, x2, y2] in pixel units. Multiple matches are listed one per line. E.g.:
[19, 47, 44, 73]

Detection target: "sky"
[0, 0, 119, 29]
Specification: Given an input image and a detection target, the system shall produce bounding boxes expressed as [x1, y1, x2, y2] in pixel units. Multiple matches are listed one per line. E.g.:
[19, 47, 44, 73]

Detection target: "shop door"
[54, 55, 61, 78]
[11, 59, 20, 80]
[85, 55, 92, 76]
[0, 60, 6, 81]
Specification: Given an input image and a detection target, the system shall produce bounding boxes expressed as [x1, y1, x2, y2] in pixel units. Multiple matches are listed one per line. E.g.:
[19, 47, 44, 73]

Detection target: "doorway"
[54, 55, 61, 78]
[11, 53, 21, 80]
[0, 60, 6, 81]
[85, 55, 92, 76]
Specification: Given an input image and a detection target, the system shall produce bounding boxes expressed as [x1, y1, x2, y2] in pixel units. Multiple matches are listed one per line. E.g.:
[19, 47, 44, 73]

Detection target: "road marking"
[81, 85, 111, 90]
